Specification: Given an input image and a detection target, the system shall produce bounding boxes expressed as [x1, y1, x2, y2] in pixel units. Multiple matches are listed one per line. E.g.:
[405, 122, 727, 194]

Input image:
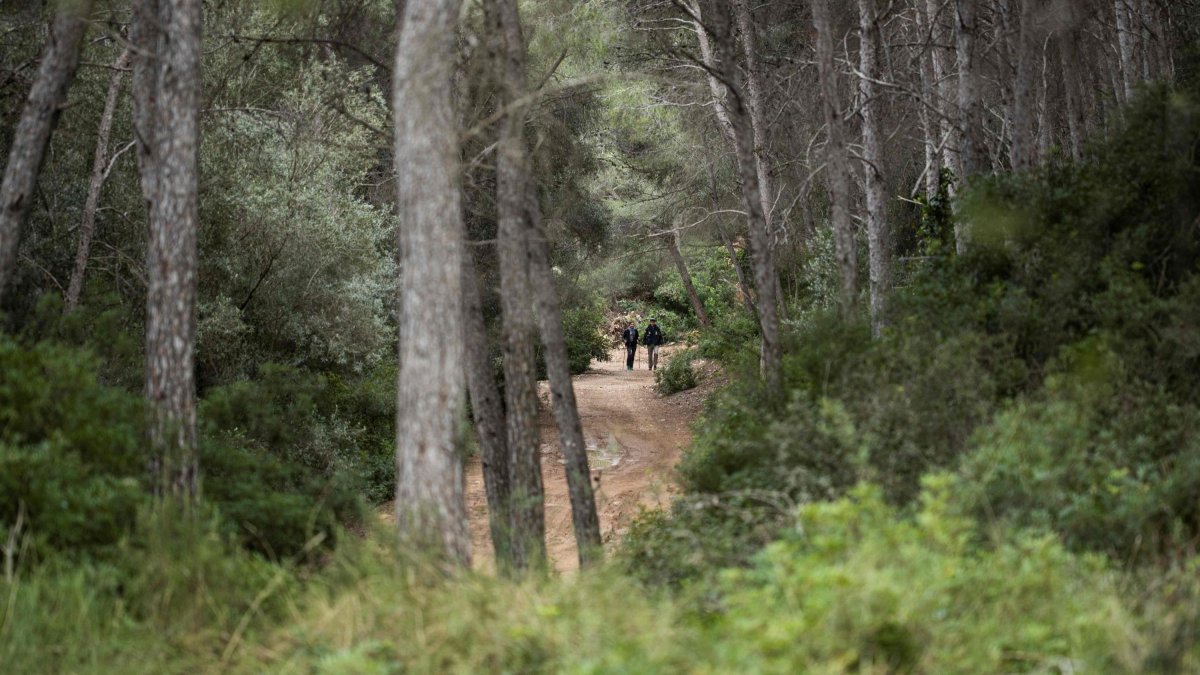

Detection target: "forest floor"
[465, 345, 718, 572]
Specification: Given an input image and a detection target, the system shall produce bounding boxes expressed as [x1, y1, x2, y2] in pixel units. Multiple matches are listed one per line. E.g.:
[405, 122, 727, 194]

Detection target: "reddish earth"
[465, 346, 716, 572]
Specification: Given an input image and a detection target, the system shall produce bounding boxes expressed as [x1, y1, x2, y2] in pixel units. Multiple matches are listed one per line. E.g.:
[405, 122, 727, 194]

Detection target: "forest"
[3, 0, 1200, 671]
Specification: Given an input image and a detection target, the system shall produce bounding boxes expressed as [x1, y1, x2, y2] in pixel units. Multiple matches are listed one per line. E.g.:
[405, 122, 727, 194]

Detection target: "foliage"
[655, 348, 699, 395]
[695, 307, 758, 361]
[709, 480, 1139, 673]
[0, 337, 146, 556]
[201, 437, 362, 559]
[958, 343, 1200, 563]
[614, 298, 690, 344]
[201, 363, 395, 506]
[560, 303, 611, 374]
[1, 484, 1152, 674]
[0, 337, 365, 561]
[0, 509, 298, 674]
[631, 81, 1200, 588]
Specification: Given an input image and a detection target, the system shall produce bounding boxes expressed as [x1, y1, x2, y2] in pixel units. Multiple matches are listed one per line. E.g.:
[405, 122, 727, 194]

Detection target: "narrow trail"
[466, 346, 710, 572]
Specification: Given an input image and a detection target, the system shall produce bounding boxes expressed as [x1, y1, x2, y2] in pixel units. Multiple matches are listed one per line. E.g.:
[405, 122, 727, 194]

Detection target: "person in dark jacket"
[643, 318, 663, 370]
[622, 321, 639, 371]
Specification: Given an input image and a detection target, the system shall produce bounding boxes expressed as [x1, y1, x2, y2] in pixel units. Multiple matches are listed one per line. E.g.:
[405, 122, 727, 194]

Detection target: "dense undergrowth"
[5, 73, 1200, 675]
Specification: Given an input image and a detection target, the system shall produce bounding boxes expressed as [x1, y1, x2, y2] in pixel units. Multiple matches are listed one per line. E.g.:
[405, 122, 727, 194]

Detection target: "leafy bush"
[560, 302, 611, 374]
[201, 363, 395, 503]
[695, 307, 758, 361]
[0, 509, 297, 673]
[637, 82, 1200, 586]
[708, 479, 1139, 673]
[652, 246, 739, 322]
[201, 436, 362, 558]
[0, 337, 147, 556]
[655, 348, 699, 395]
[957, 340, 1200, 562]
[0, 337, 365, 561]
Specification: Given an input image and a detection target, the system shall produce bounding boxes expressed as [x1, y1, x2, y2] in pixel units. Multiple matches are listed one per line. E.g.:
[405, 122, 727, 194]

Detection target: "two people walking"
[622, 318, 663, 371]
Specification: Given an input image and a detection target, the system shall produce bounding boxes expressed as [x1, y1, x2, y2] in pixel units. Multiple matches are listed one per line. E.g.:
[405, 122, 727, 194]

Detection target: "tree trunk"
[915, 1, 941, 199]
[954, 0, 986, 253]
[1114, 0, 1136, 103]
[142, 0, 201, 500]
[733, 0, 790, 319]
[703, 0, 782, 397]
[526, 195, 603, 567]
[812, 0, 859, 312]
[925, 0, 960, 187]
[488, 0, 546, 573]
[461, 248, 514, 568]
[1059, 32, 1086, 161]
[66, 47, 130, 312]
[667, 228, 711, 327]
[494, 0, 602, 568]
[733, 0, 776, 238]
[688, 2, 736, 143]
[715, 220, 758, 318]
[1010, 0, 1041, 171]
[857, 0, 891, 336]
[0, 5, 90, 305]
[692, 0, 784, 327]
[132, 0, 159, 210]
[393, 0, 470, 565]
[708, 162, 758, 318]
[955, 0, 986, 178]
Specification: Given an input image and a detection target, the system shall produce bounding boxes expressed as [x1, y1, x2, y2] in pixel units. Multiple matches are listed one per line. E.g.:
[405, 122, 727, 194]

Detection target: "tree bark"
[142, 0, 201, 499]
[857, 0, 891, 336]
[915, 1, 941, 199]
[132, 0, 159, 210]
[0, 4, 90, 305]
[953, 0, 986, 253]
[925, 0, 960, 187]
[66, 46, 130, 311]
[715, 219, 758, 318]
[1010, 0, 1041, 171]
[667, 228, 711, 327]
[493, 0, 602, 568]
[1059, 31, 1086, 161]
[1114, 0, 1136, 103]
[708, 165, 758, 318]
[689, 3, 737, 143]
[393, 0, 470, 565]
[526, 194, 604, 567]
[703, 0, 782, 397]
[488, 0, 546, 573]
[461, 248, 514, 568]
[955, 0, 987, 178]
[812, 0, 859, 312]
[733, 0, 776, 239]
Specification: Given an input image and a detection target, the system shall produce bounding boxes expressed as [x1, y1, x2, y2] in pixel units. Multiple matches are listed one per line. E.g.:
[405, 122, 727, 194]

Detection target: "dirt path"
[465, 346, 710, 572]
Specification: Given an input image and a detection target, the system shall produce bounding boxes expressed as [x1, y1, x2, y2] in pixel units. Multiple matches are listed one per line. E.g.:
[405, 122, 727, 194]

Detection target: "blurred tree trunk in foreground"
[393, 0, 470, 565]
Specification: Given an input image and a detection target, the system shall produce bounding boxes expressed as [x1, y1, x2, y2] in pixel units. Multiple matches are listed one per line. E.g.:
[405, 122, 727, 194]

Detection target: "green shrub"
[707, 479, 1139, 673]
[0, 337, 365, 561]
[201, 436, 362, 559]
[561, 302, 611, 374]
[696, 307, 757, 361]
[957, 340, 1200, 562]
[0, 337, 148, 556]
[655, 348, 699, 395]
[0, 509, 297, 674]
[201, 363, 396, 504]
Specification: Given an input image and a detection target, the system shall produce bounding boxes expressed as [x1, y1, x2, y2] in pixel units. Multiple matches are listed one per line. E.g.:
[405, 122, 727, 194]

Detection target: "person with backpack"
[622, 321, 639, 371]
[643, 317, 663, 371]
